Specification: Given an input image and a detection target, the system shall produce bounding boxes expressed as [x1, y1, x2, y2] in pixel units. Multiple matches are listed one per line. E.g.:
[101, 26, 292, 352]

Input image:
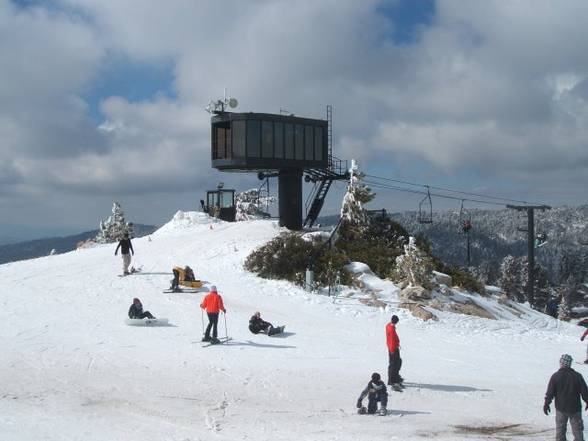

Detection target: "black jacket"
[115, 239, 134, 255]
[357, 380, 388, 402]
[545, 367, 588, 413]
[128, 303, 143, 319]
[249, 315, 271, 334]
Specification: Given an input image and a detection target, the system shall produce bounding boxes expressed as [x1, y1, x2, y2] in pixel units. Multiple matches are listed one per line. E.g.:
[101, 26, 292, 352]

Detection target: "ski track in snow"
[0, 213, 583, 440]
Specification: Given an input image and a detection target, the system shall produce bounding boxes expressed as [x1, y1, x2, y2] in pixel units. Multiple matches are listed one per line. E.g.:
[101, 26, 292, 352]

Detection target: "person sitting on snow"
[248, 311, 284, 336]
[128, 298, 155, 319]
[356, 372, 388, 415]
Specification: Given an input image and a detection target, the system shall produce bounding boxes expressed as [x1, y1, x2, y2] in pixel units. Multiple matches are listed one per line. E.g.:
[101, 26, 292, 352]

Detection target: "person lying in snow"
[356, 373, 388, 415]
[128, 298, 155, 319]
[248, 311, 285, 336]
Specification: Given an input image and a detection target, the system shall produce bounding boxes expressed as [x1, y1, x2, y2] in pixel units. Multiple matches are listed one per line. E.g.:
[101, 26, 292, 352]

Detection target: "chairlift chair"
[418, 187, 433, 224]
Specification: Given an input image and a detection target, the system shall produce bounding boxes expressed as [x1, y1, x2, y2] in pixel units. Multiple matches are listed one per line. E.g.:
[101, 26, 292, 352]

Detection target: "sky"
[2, 0, 588, 241]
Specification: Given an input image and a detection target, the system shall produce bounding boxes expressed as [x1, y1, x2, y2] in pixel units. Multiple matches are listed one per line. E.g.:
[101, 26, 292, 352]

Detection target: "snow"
[1, 212, 585, 440]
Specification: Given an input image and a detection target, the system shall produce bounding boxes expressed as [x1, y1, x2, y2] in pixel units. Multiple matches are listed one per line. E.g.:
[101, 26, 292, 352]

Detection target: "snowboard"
[118, 266, 142, 277]
[125, 318, 169, 326]
[163, 288, 199, 293]
[268, 325, 285, 336]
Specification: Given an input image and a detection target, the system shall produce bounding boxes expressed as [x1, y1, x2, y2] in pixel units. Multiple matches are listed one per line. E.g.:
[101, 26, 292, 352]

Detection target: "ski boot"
[391, 383, 403, 392]
[357, 406, 367, 415]
[378, 407, 387, 416]
[202, 335, 212, 342]
[210, 337, 221, 345]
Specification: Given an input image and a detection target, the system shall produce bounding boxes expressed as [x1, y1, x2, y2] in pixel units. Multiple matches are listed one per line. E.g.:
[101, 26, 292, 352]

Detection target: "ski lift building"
[210, 111, 337, 230]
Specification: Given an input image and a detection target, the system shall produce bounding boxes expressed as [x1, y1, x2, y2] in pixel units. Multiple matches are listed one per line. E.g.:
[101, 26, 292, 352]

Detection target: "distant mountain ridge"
[319, 205, 588, 286]
[0, 224, 158, 265]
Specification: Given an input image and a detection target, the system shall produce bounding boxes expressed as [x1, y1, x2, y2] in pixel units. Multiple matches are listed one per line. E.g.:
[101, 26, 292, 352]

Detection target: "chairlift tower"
[507, 204, 551, 306]
[207, 97, 347, 230]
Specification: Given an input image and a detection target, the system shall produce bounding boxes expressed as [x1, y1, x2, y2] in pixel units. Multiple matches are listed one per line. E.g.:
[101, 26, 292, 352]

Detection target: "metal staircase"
[303, 105, 349, 228]
[303, 156, 349, 228]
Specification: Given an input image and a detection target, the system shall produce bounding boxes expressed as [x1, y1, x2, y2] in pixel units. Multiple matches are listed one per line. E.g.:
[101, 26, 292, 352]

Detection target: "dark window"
[247, 120, 261, 158]
[314, 126, 323, 161]
[295, 124, 304, 160]
[262, 121, 273, 158]
[218, 127, 226, 159]
[225, 127, 232, 158]
[305, 125, 313, 160]
[285, 123, 294, 159]
[233, 120, 246, 158]
[274, 122, 284, 158]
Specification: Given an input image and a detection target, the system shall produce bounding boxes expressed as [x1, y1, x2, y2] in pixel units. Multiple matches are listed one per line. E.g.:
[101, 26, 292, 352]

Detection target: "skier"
[248, 311, 285, 336]
[114, 232, 134, 275]
[386, 315, 404, 391]
[580, 328, 588, 364]
[544, 354, 588, 441]
[356, 372, 388, 415]
[128, 298, 155, 319]
[200, 285, 226, 344]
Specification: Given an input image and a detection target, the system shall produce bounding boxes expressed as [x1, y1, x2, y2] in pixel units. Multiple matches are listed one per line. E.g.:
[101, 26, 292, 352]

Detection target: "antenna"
[205, 89, 239, 114]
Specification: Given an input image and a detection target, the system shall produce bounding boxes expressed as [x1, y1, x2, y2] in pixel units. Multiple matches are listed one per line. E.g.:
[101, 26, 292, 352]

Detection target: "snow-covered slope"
[0, 212, 584, 441]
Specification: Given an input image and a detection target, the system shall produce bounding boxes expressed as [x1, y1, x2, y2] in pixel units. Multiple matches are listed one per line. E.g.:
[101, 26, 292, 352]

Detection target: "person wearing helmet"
[356, 373, 388, 416]
[128, 298, 155, 319]
[248, 311, 285, 336]
[200, 286, 226, 344]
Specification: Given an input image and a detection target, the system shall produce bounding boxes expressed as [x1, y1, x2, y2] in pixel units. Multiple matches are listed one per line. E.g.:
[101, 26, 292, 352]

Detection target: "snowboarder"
[386, 315, 404, 391]
[200, 285, 226, 344]
[248, 311, 284, 336]
[544, 354, 588, 441]
[115, 232, 134, 275]
[580, 328, 588, 364]
[128, 298, 155, 319]
[356, 372, 388, 415]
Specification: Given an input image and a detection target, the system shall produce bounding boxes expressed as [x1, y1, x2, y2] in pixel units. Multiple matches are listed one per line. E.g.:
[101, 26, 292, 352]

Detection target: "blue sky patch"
[378, 0, 435, 44]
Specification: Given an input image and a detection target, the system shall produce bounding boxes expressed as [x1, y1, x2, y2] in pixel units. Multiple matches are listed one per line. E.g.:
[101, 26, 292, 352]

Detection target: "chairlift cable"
[365, 174, 543, 206]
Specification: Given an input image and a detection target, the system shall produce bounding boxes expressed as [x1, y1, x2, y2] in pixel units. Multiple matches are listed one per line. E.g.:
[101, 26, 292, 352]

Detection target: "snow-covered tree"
[235, 188, 276, 221]
[499, 255, 522, 302]
[95, 202, 134, 243]
[340, 159, 374, 227]
[394, 236, 434, 288]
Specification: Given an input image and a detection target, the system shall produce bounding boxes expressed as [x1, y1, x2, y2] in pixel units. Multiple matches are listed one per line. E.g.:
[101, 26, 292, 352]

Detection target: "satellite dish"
[228, 98, 238, 108]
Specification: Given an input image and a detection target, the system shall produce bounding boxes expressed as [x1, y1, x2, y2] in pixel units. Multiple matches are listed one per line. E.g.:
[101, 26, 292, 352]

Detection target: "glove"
[356, 400, 362, 409]
[585, 403, 588, 411]
[582, 336, 585, 341]
[543, 403, 550, 415]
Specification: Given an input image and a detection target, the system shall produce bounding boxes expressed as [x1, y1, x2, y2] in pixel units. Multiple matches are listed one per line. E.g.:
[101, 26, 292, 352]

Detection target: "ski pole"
[201, 309, 205, 337]
[224, 312, 228, 339]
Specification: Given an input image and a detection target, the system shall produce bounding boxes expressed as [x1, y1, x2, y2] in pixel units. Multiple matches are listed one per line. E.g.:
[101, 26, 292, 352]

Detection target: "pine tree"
[95, 202, 134, 243]
[500, 255, 522, 302]
[340, 159, 374, 227]
[394, 236, 434, 288]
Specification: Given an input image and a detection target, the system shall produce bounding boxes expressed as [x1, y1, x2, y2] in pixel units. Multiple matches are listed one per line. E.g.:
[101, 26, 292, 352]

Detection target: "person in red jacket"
[386, 315, 404, 391]
[200, 285, 226, 344]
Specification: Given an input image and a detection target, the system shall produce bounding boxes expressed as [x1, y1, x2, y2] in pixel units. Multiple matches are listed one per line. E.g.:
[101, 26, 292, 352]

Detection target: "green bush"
[335, 217, 408, 279]
[244, 232, 352, 288]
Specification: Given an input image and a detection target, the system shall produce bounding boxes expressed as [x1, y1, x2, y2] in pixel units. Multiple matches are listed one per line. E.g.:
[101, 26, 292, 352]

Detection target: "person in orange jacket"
[200, 285, 226, 344]
[386, 315, 404, 391]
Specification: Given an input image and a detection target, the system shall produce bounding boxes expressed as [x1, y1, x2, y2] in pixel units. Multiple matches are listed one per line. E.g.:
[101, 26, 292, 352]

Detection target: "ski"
[201, 337, 232, 347]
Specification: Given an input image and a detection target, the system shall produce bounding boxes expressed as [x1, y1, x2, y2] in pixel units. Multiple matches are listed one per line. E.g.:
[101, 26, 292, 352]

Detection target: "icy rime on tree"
[340, 159, 374, 228]
[95, 202, 134, 243]
[394, 237, 434, 288]
[235, 189, 276, 221]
